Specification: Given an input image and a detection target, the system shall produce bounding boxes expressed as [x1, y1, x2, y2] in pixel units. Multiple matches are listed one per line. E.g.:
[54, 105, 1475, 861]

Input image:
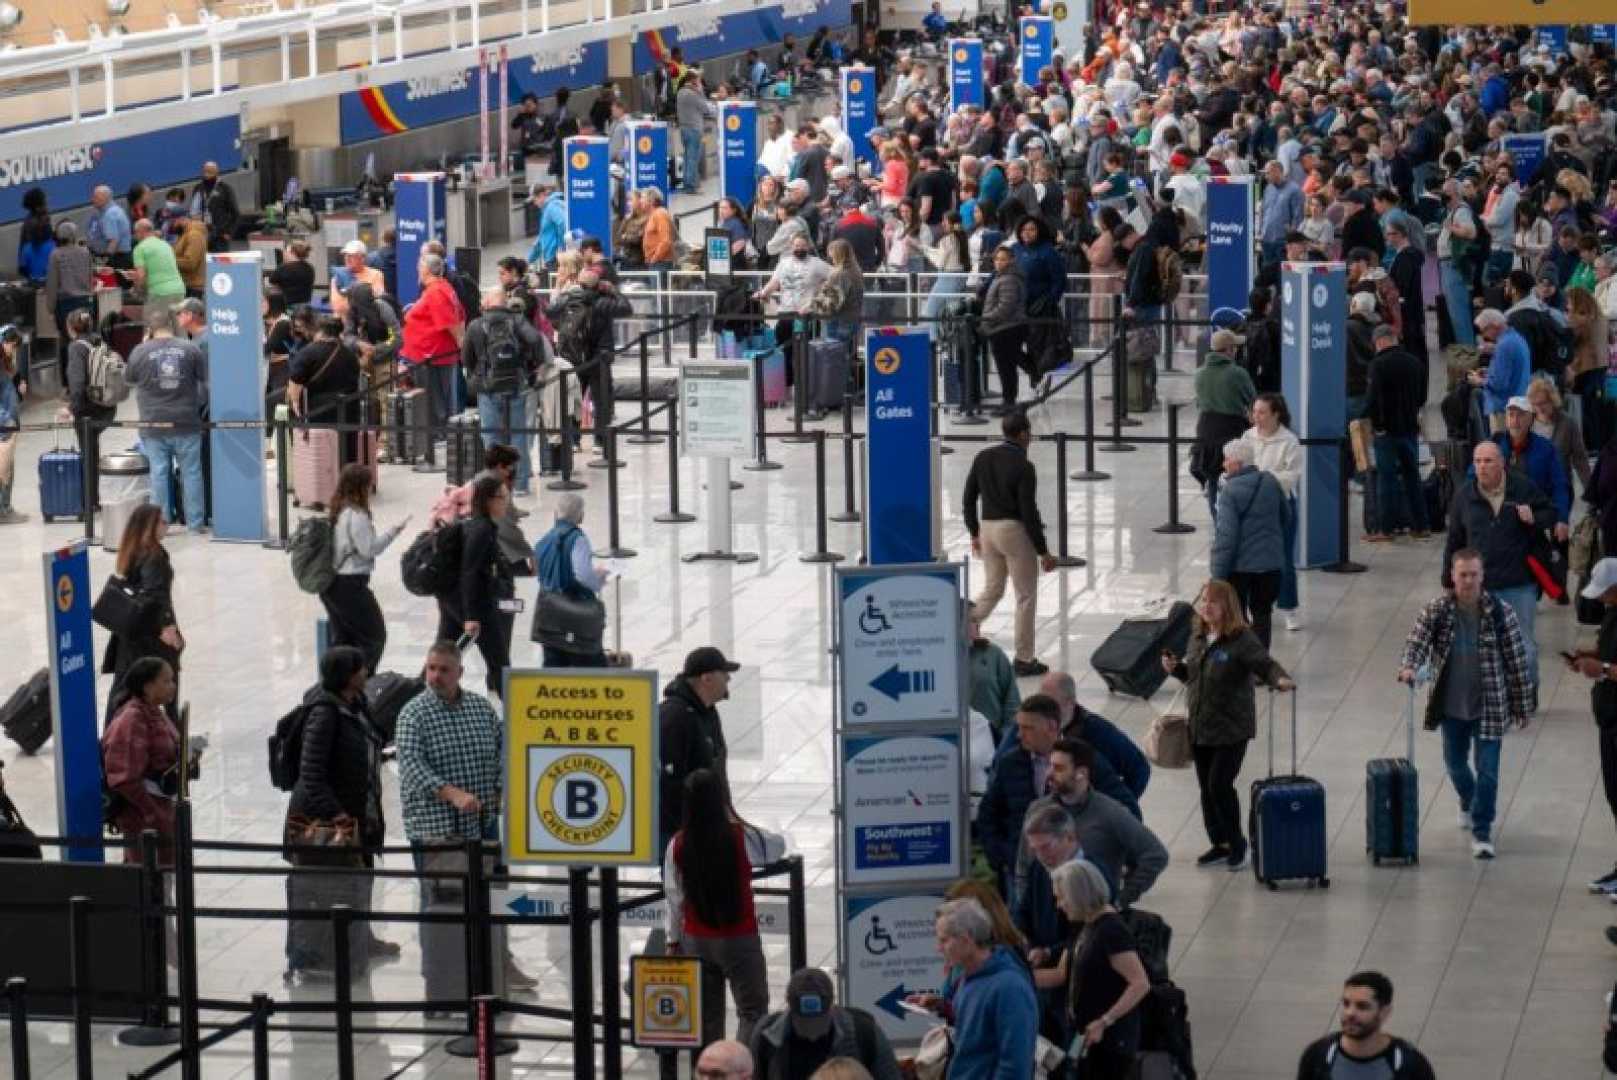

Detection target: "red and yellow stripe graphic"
[357, 86, 408, 135]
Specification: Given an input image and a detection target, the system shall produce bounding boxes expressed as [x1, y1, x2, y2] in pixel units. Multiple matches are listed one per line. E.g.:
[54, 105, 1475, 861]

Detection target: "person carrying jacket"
[1211, 439, 1288, 649]
[658, 646, 739, 850]
[749, 967, 901, 1080]
[979, 244, 1029, 407]
[1194, 329, 1257, 519]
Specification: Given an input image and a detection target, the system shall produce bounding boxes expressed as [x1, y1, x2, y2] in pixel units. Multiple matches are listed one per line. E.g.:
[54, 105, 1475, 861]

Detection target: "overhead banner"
[1280, 263, 1347, 568]
[393, 172, 446, 312]
[205, 253, 267, 545]
[503, 668, 659, 866]
[1502, 134, 1547, 189]
[1592, 24, 1617, 46]
[1019, 17, 1053, 89]
[841, 67, 878, 168]
[633, 0, 852, 68]
[843, 733, 964, 886]
[1538, 25, 1569, 54]
[46, 542, 101, 862]
[718, 101, 759, 211]
[564, 136, 613, 259]
[1408, 0, 1607, 23]
[837, 565, 965, 729]
[626, 122, 670, 197]
[1204, 177, 1255, 324]
[843, 893, 949, 1043]
[948, 39, 985, 111]
[864, 329, 934, 565]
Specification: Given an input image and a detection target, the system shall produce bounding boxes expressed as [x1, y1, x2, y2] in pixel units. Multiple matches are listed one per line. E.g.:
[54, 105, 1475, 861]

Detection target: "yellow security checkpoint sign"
[504, 669, 659, 866]
[1409, 0, 1610, 23]
[631, 955, 703, 1049]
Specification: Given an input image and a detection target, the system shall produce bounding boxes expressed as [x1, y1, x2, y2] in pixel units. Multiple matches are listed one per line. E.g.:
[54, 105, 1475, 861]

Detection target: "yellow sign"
[1409, 0, 1609, 22]
[504, 669, 658, 865]
[873, 347, 901, 375]
[954, 48, 968, 62]
[726, 114, 743, 132]
[570, 150, 590, 171]
[55, 574, 74, 613]
[848, 78, 863, 93]
[1024, 22, 1038, 38]
[637, 135, 653, 154]
[631, 956, 703, 1049]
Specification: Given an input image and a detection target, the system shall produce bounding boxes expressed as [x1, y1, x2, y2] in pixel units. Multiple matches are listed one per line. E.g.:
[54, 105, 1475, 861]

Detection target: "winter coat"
[285, 688, 385, 850]
[1441, 472, 1555, 592]
[1211, 465, 1287, 578]
[101, 549, 180, 683]
[658, 677, 729, 845]
[102, 697, 180, 864]
[980, 264, 1027, 338]
[1171, 627, 1288, 746]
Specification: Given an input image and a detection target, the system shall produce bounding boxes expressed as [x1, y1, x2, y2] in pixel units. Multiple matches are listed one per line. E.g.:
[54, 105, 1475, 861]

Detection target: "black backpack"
[480, 314, 526, 394]
[399, 521, 464, 598]
[267, 703, 310, 791]
[1508, 307, 1573, 382]
[555, 295, 596, 365]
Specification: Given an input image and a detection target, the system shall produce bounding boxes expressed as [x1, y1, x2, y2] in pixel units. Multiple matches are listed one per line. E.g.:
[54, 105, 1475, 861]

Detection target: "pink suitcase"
[751, 346, 787, 408]
[292, 427, 379, 509]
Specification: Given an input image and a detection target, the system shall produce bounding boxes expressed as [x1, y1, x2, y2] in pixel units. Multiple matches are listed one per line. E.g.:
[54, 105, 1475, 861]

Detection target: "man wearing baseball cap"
[331, 238, 384, 320]
[659, 646, 740, 848]
[748, 967, 901, 1080]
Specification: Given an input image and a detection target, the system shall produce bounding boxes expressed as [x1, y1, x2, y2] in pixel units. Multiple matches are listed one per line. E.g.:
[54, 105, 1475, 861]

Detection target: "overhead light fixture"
[105, 0, 130, 17]
[0, 4, 24, 32]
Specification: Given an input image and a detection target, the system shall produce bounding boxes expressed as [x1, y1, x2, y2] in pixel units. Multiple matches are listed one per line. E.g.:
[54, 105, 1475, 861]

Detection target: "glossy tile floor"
[2, 188, 1615, 1079]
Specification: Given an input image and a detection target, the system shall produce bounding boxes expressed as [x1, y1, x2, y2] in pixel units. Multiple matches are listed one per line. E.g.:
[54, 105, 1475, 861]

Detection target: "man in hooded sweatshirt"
[1010, 215, 1069, 377]
[658, 646, 740, 850]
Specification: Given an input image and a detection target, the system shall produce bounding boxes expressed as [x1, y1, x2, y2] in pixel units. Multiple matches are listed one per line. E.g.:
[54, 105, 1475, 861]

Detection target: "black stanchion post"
[119, 830, 178, 1046]
[79, 416, 94, 542]
[68, 896, 91, 1080]
[1322, 437, 1369, 574]
[800, 430, 844, 563]
[275, 414, 291, 547]
[601, 426, 638, 558]
[930, 336, 953, 455]
[688, 311, 699, 360]
[1072, 362, 1111, 480]
[548, 368, 587, 492]
[1153, 404, 1196, 535]
[474, 996, 497, 1074]
[8, 977, 30, 1080]
[601, 869, 623, 1080]
[830, 394, 860, 523]
[174, 800, 202, 1080]
[784, 333, 812, 444]
[744, 357, 782, 472]
[1050, 434, 1086, 567]
[788, 856, 808, 974]
[588, 371, 623, 470]
[955, 325, 988, 426]
[628, 338, 661, 444]
[568, 868, 596, 1080]
[655, 397, 696, 524]
[332, 906, 356, 1080]
[250, 994, 271, 1080]
[1099, 304, 1137, 454]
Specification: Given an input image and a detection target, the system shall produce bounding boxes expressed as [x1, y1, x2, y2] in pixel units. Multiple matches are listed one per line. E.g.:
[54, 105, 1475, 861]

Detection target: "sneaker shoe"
[1472, 839, 1496, 860]
[1195, 845, 1230, 867]
[1284, 613, 1303, 632]
[1587, 867, 1617, 893]
[1226, 843, 1249, 871]
[1458, 807, 1472, 830]
[1013, 658, 1049, 677]
[0, 509, 29, 525]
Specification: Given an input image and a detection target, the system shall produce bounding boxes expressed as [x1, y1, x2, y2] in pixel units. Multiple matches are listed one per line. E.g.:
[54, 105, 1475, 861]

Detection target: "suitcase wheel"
[1370, 854, 1380, 866]
[1266, 881, 1278, 891]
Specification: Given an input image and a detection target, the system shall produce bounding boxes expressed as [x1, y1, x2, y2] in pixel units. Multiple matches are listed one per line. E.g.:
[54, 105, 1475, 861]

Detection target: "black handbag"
[530, 589, 606, 656]
[0, 787, 42, 860]
[91, 574, 144, 637]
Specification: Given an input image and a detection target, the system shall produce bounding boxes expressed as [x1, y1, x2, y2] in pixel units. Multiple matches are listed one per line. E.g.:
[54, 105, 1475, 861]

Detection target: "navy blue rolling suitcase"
[39, 442, 85, 523]
[1249, 691, 1330, 889]
[1366, 685, 1420, 865]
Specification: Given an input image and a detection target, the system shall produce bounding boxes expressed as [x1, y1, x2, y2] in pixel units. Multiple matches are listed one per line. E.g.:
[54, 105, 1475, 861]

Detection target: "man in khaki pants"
[964, 411, 1056, 676]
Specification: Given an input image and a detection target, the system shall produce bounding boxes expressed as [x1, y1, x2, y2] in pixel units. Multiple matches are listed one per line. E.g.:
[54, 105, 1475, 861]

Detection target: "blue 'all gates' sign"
[626, 122, 669, 196]
[719, 101, 759, 210]
[1019, 17, 1053, 89]
[46, 542, 102, 862]
[949, 39, 985, 111]
[0, 114, 242, 226]
[865, 329, 934, 565]
[842, 67, 878, 168]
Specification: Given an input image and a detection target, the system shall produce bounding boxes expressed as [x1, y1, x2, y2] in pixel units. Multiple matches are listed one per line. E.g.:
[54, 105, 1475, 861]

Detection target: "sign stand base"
[117, 1024, 181, 1047]
[445, 1033, 518, 1059]
[683, 458, 757, 563]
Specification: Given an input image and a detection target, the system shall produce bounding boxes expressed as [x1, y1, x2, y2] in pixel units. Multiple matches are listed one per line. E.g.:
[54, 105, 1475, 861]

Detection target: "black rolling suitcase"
[0, 668, 51, 754]
[1090, 601, 1194, 698]
[366, 671, 425, 747]
[1366, 684, 1420, 865]
[805, 338, 851, 412]
[446, 410, 481, 486]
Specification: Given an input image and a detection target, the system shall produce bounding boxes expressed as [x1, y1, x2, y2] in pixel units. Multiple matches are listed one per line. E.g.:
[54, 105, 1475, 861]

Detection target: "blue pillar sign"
[1538, 25, 1568, 54]
[948, 39, 984, 111]
[864, 329, 934, 565]
[205, 253, 268, 544]
[841, 67, 877, 168]
[393, 171, 446, 310]
[564, 136, 613, 259]
[1280, 263, 1347, 568]
[1592, 25, 1617, 47]
[626, 121, 669, 197]
[718, 101, 759, 210]
[1019, 17, 1053, 88]
[1204, 176, 1255, 324]
[1502, 133, 1547, 189]
[46, 542, 102, 862]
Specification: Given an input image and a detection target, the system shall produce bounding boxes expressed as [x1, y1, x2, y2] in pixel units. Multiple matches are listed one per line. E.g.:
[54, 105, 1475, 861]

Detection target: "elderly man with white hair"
[87, 184, 133, 266]
[1210, 437, 1289, 649]
[532, 491, 610, 668]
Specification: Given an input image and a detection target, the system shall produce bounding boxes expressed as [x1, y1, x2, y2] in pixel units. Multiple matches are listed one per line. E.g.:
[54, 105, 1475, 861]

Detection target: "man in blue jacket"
[977, 695, 1066, 902]
[1492, 397, 1572, 533]
[527, 185, 569, 271]
[1469, 309, 1530, 432]
[990, 685, 1145, 820]
[932, 899, 1037, 1080]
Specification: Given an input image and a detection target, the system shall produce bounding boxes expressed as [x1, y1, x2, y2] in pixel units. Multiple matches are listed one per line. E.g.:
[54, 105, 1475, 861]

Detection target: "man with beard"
[1296, 972, 1436, 1079]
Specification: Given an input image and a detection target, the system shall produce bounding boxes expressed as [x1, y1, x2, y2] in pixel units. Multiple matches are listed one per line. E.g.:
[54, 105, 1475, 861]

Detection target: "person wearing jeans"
[1399, 548, 1534, 859]
[1365, 322, 1431, 540]
[675, 74, 715, 196]
[124, 307, 209, 532]
[143, 433, 207, 533]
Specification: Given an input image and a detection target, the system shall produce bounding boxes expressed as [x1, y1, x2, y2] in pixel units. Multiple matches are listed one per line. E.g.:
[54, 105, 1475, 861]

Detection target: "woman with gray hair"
[1208, 437, 1288, 649]
[531, 493, 610, 667]
[45, 218, 95, 339]
[1048, 859, 1150, 1077]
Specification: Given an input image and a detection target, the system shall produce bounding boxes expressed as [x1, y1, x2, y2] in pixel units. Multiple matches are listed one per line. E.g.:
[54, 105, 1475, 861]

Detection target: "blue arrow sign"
[506, 893, 539, 916]
[875, 983, 911, 1021]
[869, 664, 937, 702]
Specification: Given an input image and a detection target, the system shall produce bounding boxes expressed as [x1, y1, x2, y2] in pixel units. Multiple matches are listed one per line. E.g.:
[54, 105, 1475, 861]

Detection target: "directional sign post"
[843, 893, 950, 1043]
[838, 565, 964, 728]
[843, 733, 964, 885]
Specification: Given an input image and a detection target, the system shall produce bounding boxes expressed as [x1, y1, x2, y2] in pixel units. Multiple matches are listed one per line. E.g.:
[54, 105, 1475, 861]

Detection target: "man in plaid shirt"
[1398, 548, 1533, 861]
[396, 641, 503, 846]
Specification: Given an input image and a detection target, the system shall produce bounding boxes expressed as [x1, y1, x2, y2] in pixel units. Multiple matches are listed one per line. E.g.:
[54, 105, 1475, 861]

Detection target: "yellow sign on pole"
[1409, 0, 1612, 24]
[503, 668, 659, 866]
[630, 956, 704, 1049]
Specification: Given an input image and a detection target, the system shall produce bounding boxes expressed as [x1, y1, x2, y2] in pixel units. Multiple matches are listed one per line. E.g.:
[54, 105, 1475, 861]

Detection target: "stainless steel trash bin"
[99, 451, 151, 552]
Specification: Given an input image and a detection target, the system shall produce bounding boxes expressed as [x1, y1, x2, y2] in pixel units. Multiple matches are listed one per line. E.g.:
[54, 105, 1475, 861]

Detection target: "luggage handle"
[1266, 687, 1298, 779]
[1405, 681, 1417, 765]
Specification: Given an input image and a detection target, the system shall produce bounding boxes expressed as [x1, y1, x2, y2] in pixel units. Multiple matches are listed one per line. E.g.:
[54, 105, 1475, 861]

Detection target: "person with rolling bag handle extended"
[1366, 676, 1422, 866]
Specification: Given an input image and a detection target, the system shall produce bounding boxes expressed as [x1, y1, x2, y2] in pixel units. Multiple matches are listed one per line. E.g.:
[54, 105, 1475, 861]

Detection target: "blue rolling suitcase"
[1249, 691, 1330, 890]
[1366, 685, 1420, 865]
[39, 441, 85, 523]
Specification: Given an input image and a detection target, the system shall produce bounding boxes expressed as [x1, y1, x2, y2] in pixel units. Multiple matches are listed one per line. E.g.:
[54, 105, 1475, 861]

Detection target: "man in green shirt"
[1193, 327, 1257, 519]
[130, 218, 186, 312]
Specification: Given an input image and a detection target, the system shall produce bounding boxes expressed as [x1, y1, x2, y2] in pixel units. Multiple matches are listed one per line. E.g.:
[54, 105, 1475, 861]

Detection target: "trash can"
[99, 451, 151, 552]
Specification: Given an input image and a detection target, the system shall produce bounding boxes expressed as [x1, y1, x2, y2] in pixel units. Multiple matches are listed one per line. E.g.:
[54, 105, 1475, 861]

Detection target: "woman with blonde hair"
[550, 249, 585, 301]
[1160, 580, 1293, 871]
[811, 238, 865, 354]
[1567, 287, 1613, 452]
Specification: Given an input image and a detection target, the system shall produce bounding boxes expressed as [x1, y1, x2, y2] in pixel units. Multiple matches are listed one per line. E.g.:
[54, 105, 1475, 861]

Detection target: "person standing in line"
[101, 656, 182, 864]
[101, 504, 184, 719]
[963, 410, 1058, 677]
[695, 1041, 754, 1080]
[462, 289, 542, 497]
[1567, 560, 1617, 894]
[60, 308, 116, 504]
[1193, 328, 1257, 521]
[1363, 321, 1430, 542]
[676, 73, 717, 195]
[401, 253, 467, 437]
[87, 184, 133, 267]
[130, 218, 187, 314]
[44, 221, 94, 340]
[979, 245, 1029, 410]
[928, 898, 1038, 1080]
[1209, 439, 1288, 650]
[1468, 309, 1531, 434]
[1240, 393, 1305, 633]
[322, 464, 409, 673]
[1398, 548, 1533, 860]
[749, 967, 900, 1080]
[658, 647, 740, 851]
[0, 328, 23, 526]
[1295, 972, 1436, 1080]
[967, 609, 1020, 745]
[664, 769, 786, 1052]
[451, 476, 516, 698]
[125, 307, 210, 531]
[1161, 579, 1294, 872]
[532, 492, 610, 668]
[1051, 860, 1151, 1079]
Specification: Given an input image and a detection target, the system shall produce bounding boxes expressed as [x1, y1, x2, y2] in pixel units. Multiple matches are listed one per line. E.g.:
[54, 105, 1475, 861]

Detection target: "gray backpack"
[85, 341, 129, 407]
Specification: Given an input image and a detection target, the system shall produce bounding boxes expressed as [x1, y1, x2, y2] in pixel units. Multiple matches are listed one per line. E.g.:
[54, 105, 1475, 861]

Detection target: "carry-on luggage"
[39, 442, 85, 523]
[1090, 600, 1194, 699]
[446, 410, 481, 486]
[388, 388, 430, 464]
[285, 857, 370, 976]
[1366, 684, 1420, 865]
[0, 668, 51, 754]
[421, 846, 509, 1002]
[1250, 691, 1330, 889]
[804, 338, 850, 412]
[291, 425, 340, 510]
[366, 671, 425, 747]
[749, 346, 788, 407]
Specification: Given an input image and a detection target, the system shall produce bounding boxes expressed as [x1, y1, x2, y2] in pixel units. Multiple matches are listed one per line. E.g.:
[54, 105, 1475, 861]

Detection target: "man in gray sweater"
[1045, 737, 1168, 906]
[126, 307, 209, 532]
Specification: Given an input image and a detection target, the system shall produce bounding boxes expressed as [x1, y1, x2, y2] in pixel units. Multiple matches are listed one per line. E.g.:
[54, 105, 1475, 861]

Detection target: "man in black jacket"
[1296, 971, 1435, 1080]
[963, 411, 1056, 675]
[749, 968, 901, 1080]
[975, 694, 1063, 899]
[1365, 322, 1429, 542]
[658, 647, 738, 848]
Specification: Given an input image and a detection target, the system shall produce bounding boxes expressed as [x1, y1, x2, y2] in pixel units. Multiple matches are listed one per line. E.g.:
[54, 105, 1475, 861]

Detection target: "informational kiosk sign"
[1019, 17, 1053, 88]
[843, 732, 964, 885]
[1280, 263, 1347, 568]
[680, 360, 755, 459]
[1203, 177, 1255, 323]
[630, 955, 703, 1049]
[864, 329, 934, 565]
[564, 136, 613, 259]
[843, 893, 950, 1042]
[949, 40, 984, 111]
[394, 172, 446, 309]
[205, 252, 268, 544]
[503, 669, 658, 866]
[718, 101, 759, 210]
[837, 566, 965, 729]
[842, 67, 878, 168]
[626, 121, 670, 197]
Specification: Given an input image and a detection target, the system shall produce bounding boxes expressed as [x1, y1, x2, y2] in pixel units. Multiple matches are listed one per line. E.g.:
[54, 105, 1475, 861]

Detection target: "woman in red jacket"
[101, 656, 182, 865]
[664, 768, 786, 1049]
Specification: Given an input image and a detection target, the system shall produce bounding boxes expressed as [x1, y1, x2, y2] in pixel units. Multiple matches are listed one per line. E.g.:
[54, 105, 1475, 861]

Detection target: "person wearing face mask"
[658, 647, 741, 851]
[753, 234, 830, 359]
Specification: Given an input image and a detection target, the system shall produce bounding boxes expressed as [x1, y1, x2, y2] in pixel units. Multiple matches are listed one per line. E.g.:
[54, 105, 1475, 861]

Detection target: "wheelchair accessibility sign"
[836, 565, 964, 729]
[503, 669, 659, 866]
[843, 893, 948, 1043]
[631, 955, 703, 1049]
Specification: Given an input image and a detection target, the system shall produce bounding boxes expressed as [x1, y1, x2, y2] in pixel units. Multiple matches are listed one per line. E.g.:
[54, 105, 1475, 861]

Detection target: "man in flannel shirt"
[1397, 548, 1533, 861]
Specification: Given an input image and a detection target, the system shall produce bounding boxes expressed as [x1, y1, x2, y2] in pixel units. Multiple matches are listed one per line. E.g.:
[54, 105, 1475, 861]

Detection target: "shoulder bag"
[530, 528, 607, 655]
[0, 786, 41, 860]
[1143, 685, 1194, 769]
[91, 574, 144, 637]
